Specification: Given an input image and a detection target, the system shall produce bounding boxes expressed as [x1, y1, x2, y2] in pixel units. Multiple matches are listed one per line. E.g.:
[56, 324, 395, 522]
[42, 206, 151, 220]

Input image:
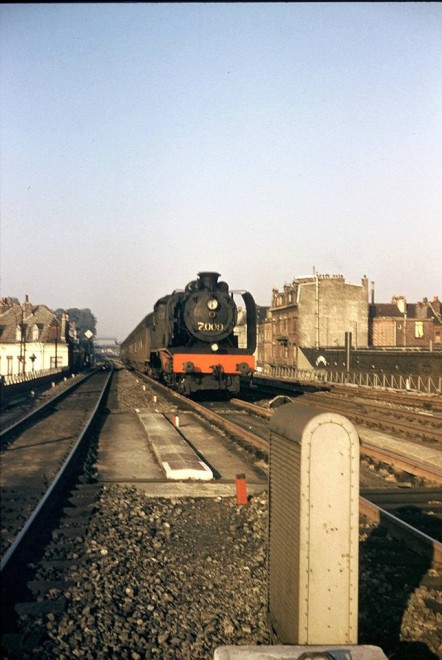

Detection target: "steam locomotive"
[120, 272, 257, 395]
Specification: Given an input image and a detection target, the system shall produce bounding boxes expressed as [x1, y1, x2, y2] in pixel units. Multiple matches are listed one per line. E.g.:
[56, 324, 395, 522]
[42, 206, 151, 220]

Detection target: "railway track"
[329, 383, 442, 414]
[147, 386, 442, 567]
[360, 487, 442, 541]
[247, 374, 442, 413]
[0, 365, 269, 658]
[119, 366, 442, 549]
[3, 364, 439, 658]
[0, 371, 92, 437]
[302, 392, 442, 446]
[244, 378, 442, 447]
[228, 398, 442, 484]
[1, 368, 112, 652]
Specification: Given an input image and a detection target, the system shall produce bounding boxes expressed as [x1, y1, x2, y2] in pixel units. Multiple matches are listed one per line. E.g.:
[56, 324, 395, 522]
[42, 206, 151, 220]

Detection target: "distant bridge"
[95, 337, 119, 346]
[94, 338, 120, 355]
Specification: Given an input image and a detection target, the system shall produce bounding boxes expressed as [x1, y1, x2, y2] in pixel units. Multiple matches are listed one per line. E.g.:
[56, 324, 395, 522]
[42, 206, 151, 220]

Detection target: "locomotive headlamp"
[207, 298, 218, 311]
[211, 343, 219, 352]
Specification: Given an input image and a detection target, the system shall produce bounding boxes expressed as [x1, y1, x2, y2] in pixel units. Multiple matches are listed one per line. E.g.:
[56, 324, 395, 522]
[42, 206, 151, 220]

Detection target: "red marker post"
[235, 473, 248, 505]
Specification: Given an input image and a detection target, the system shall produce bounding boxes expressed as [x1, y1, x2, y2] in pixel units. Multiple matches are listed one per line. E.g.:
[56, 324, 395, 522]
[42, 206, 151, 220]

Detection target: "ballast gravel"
[20, 486, 441, 660]
[38, 488, 270, 659]
[12, 369, 441, 659]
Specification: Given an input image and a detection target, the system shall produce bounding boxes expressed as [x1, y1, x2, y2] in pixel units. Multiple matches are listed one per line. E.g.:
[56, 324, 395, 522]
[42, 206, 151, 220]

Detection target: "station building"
[0, 296, 70, 378]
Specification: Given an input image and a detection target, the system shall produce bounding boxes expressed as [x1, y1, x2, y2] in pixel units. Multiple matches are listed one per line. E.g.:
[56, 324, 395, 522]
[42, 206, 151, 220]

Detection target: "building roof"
[0, 299, 59, 343]
[371, 299, 442, 323]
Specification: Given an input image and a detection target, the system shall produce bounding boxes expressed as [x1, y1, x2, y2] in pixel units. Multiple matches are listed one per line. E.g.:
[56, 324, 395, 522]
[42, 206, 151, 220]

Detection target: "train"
[120, 272, 257, 395]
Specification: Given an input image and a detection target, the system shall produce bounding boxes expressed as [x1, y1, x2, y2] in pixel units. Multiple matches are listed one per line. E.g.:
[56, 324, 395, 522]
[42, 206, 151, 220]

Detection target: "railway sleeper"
[15, 596, 66, 618]
[1, 632, 46, 657]
[51, 526, 89, 541]
[39, 559, 84, 572]
[28, 578, 74, 596]
[420, 574, 442, 588]
[424, 597, 442, 615]
[62, 503, 96, 517]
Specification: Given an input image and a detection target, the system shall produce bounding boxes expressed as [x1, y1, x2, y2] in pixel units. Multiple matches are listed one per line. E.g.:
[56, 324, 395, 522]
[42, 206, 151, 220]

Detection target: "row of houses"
[250, 273, 441, 369]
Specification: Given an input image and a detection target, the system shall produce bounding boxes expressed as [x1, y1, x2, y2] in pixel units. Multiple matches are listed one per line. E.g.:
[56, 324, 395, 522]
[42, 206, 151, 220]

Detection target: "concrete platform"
[95, 407, 267, 498]
[136, 409, 213, 480]
[95, 410, 164, 482]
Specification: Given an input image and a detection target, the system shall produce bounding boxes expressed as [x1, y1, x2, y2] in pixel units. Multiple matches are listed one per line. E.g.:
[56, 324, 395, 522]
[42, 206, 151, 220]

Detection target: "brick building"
[370, 296, 441, 348]
[258, 273, 370, 369]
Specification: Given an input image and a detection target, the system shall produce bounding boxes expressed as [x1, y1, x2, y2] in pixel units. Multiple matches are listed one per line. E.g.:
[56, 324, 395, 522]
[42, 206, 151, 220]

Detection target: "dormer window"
[32, 324, 39, 341]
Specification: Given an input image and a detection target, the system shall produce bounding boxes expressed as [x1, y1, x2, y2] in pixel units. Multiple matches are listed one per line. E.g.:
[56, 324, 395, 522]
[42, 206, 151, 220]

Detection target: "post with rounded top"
[268, 401, 360, 645]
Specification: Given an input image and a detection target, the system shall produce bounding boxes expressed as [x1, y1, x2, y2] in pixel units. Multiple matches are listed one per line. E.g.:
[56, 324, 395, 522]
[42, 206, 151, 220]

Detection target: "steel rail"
[133, 374, 270, 453]
[245, 375, 442, 432]
[359, 443, 442, 486]
[330, 383, 442, 411]
[208, 399, 442, 566]
[128, 371, 442, 566]
[359, 497, 442, 567]
[0, 371, 93, 440]
[277, 392, 442, 442]
[360, 486, 442, 504]
[230, 398, 442, 485]
[0, 369, 112, 574]
[306, 400, 442, 443]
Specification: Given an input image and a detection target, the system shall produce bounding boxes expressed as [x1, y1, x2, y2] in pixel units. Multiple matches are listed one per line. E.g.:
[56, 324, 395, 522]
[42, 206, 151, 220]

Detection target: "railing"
[1, 367, 68, 387]
[259, 364, 442, 395]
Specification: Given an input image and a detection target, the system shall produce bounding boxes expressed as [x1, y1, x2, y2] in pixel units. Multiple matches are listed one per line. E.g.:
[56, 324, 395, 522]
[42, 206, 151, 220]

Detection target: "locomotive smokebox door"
[268, 402, 360, 645]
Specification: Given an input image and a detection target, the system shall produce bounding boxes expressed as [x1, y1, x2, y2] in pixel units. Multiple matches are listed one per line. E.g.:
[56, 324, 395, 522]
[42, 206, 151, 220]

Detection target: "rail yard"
[1, 273, 441, 659]
[1, 360, 441, 659]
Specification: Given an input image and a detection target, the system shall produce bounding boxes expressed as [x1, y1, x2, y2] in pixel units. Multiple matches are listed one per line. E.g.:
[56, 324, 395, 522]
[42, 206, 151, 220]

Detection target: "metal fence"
[260, 364, 442, 395]
[1, 367, 67, 387]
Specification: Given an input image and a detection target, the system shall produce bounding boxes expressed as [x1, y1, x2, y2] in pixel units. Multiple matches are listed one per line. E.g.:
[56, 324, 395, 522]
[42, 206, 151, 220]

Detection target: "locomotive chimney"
[197, 272, 220, 291]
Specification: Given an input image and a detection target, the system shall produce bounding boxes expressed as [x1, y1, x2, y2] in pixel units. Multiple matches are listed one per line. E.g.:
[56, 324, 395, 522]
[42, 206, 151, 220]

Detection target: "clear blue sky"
[1, 3, 441, 340]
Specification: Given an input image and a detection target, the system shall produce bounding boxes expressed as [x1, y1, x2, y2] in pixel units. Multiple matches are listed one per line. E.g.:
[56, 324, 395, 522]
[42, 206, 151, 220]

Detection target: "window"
[32, 324, 39, 341]
[16, 325, 22, 341]
[415, 321, 424, 338]
[7, 356, 13, 375]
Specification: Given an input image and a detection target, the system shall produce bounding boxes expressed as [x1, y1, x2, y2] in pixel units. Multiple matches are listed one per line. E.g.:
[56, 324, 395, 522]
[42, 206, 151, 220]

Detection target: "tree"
[64, 308, 97, 338]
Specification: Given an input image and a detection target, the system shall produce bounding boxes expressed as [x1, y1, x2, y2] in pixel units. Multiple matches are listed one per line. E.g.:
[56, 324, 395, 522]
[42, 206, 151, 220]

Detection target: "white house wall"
[0, 341, 69, 377]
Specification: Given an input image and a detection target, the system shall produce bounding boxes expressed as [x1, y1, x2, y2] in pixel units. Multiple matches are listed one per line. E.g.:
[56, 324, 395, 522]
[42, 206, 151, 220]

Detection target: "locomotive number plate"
[197, 322, 224, 332]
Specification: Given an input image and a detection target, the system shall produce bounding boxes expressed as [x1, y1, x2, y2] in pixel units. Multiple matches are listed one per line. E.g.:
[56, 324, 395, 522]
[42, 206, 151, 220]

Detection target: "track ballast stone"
[20, 485, 439, 660]
[44, 487, 270, 659]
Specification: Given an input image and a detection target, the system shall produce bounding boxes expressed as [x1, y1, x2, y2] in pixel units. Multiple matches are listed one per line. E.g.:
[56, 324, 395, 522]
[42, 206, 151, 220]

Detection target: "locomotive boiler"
[120, 272, 257, 395]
